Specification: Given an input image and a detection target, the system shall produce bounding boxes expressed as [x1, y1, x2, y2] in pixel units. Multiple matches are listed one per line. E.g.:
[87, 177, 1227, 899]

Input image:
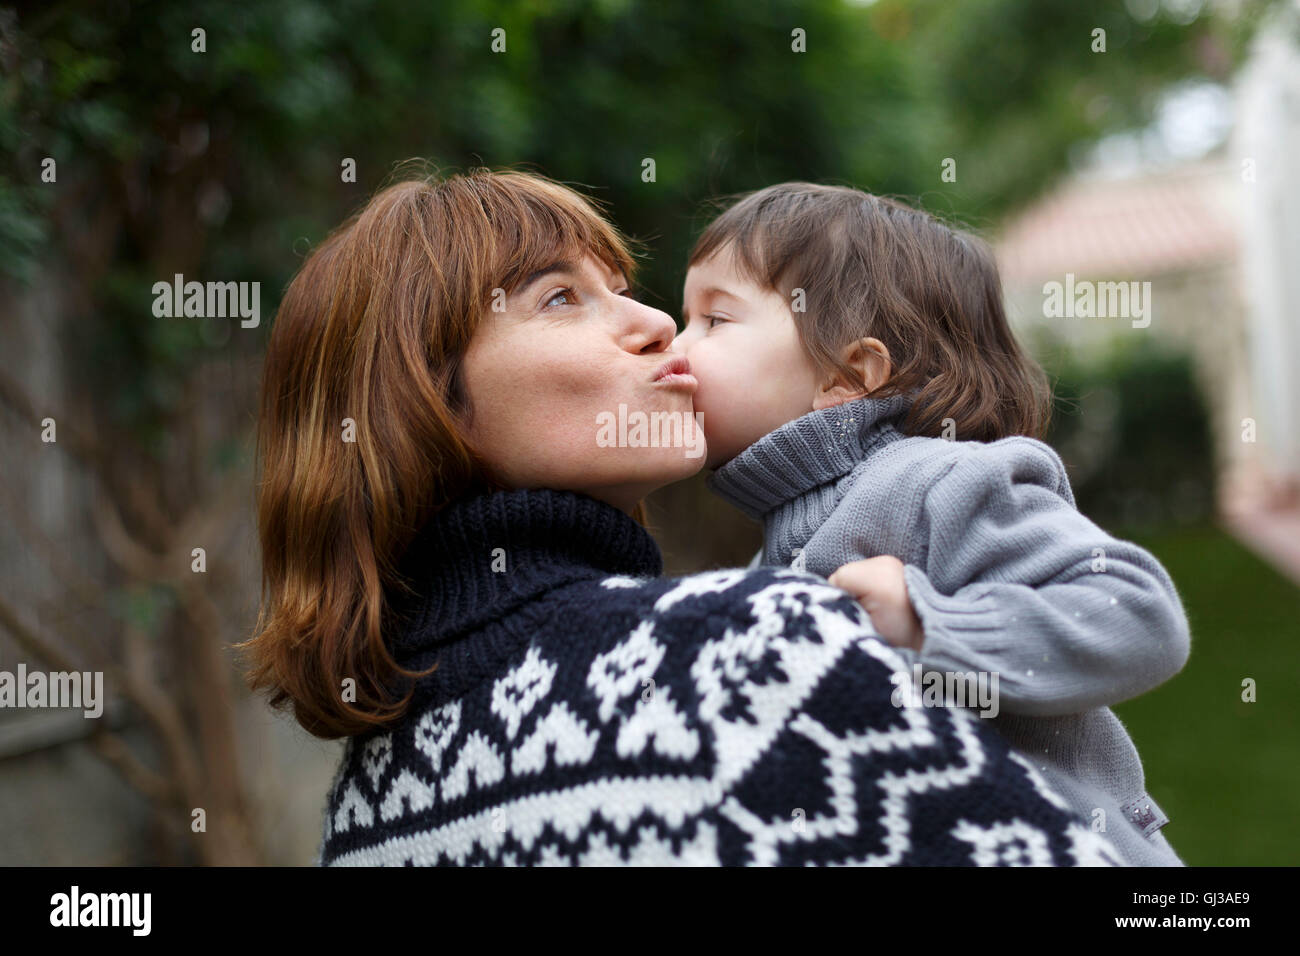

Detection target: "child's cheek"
[701, 344, 752, 410]
[687, 346, 744, 441]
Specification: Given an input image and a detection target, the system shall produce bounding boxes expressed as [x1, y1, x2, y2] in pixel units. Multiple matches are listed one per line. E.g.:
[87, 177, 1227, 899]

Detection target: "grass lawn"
[1111, 521, 1300, 866]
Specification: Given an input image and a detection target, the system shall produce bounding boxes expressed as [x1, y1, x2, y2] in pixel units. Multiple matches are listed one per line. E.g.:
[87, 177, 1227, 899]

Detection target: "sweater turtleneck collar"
[706, 391, 915, 522]
[387, 488, 662, 658]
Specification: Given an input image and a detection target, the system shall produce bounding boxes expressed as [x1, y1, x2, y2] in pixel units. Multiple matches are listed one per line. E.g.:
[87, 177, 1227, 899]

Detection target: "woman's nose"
[623, 300, 678, 354]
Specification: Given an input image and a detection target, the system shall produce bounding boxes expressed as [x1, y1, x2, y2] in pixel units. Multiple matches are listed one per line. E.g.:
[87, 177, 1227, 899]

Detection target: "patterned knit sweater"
[706, 392, 1191, 866]
[316, 488, 1122, 866]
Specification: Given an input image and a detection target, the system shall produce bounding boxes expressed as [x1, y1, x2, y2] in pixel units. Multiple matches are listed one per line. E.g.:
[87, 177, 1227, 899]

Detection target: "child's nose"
[670, 323, 696, 354]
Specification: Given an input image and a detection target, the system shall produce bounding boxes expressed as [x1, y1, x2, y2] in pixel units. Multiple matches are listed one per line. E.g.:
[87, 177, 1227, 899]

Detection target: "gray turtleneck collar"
[706, 391, 914, 521]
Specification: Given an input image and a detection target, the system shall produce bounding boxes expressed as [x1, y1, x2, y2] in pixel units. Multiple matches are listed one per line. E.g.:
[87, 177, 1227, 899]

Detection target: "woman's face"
[459, 252, 706, 512]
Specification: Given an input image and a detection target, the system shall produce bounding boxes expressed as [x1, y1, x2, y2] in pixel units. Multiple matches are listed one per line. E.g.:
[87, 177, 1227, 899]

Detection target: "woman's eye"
[544, 288, 576, 308]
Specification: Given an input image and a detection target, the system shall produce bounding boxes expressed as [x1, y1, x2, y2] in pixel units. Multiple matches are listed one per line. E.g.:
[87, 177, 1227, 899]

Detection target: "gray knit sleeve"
[892, 437, 1192, 716]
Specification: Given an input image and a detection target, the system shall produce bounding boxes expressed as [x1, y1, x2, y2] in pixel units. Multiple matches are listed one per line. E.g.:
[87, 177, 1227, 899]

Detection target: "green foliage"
[0, 0, 1277, 445]
[1115, 523, 1300, 865]
[1043, 336, 1215, 531]
[111, 581, 177, 636]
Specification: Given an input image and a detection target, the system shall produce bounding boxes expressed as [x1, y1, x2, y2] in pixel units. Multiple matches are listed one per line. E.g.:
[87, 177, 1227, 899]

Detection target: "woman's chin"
[625, 444, 709, 487]
[573, 447, 707, 510]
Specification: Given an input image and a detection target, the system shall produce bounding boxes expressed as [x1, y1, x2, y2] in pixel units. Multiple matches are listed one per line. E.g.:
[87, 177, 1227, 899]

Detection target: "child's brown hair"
[688, 182, 1050, 441]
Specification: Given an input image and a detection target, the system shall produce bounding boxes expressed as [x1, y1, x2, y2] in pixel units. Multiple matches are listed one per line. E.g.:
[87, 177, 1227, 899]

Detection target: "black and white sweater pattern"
[317, 489, 1122, 866]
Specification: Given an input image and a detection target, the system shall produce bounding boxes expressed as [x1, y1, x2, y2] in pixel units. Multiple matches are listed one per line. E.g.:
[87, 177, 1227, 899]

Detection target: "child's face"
[675, 243, 823, 469]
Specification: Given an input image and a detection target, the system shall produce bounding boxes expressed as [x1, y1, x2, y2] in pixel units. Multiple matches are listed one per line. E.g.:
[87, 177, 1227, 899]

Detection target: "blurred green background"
[1, 0, 1295, 865]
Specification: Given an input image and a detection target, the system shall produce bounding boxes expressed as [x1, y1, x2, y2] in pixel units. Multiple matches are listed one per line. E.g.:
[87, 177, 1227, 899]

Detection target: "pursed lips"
[652, 356, 698, 390]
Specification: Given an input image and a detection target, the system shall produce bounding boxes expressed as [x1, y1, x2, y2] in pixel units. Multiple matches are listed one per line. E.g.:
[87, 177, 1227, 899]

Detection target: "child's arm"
[835, 437, 1191, 717]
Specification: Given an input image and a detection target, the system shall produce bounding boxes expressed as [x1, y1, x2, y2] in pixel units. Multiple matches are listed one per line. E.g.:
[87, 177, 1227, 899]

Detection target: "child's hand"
[828, 556, 925, 651]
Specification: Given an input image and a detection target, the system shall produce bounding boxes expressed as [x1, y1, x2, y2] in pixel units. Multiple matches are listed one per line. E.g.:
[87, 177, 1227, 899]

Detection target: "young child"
[674, 182, 1192, 866]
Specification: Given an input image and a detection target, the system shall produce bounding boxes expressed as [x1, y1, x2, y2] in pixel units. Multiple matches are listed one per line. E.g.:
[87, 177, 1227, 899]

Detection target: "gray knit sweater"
[707, 391, 1192, 866]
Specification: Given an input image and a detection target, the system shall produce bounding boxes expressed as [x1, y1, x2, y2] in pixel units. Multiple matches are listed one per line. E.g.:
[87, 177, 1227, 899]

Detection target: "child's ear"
[811, 338, 892, 411]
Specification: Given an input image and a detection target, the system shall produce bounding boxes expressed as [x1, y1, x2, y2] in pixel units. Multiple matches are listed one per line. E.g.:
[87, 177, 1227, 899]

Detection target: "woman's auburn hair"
[237, 166, 638, 740]
[689, 182, 1051, 442]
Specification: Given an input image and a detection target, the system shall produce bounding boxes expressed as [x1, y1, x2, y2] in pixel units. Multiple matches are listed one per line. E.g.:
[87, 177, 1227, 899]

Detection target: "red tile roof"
[996, 162, 1240, 283]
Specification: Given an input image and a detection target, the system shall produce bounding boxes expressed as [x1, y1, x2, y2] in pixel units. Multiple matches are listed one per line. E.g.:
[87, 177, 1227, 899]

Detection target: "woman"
[239, 167, 1122, 866]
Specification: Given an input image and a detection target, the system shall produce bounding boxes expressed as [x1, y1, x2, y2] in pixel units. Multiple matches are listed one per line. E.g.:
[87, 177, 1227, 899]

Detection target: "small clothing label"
[1122, 793, 1170, 838]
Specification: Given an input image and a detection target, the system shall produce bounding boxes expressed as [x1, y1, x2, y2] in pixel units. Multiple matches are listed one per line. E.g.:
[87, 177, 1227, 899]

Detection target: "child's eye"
[706, 314, 728, 329]
[544, 287, 576, 308]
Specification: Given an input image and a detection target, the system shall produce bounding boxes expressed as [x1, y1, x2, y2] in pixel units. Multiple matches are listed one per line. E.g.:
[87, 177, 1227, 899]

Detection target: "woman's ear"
[811, 337, 892, 410]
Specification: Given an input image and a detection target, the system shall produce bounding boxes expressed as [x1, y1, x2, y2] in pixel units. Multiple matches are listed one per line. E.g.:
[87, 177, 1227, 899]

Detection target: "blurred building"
[995, 9, 1300, 584]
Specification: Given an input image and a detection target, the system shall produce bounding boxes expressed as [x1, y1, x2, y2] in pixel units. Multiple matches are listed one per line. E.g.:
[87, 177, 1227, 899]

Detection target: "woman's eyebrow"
[518, 260, 579, 294]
